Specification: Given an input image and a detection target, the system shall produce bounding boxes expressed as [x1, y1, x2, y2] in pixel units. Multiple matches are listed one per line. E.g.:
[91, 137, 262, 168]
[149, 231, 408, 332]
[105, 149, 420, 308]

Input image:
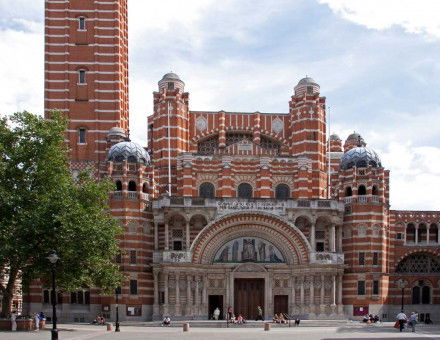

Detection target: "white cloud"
[319, 0, 440, 39]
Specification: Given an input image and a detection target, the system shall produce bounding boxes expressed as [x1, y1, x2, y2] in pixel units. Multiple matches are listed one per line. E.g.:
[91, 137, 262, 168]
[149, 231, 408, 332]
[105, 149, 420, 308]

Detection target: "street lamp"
[47, 250, 59, 340]
[115, 286, 121, 332]
[396, 279, 408, 311]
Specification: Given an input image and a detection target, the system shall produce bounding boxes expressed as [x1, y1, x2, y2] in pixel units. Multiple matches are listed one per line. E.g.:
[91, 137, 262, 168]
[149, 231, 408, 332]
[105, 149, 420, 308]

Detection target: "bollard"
[106, 323, 112, 331]
[183, 322, 190, 332]
[264, 322, 270, 331]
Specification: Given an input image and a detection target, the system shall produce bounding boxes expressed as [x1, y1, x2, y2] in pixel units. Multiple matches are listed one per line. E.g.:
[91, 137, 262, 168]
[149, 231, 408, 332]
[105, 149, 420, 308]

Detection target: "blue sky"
[0, 0, 439, 210]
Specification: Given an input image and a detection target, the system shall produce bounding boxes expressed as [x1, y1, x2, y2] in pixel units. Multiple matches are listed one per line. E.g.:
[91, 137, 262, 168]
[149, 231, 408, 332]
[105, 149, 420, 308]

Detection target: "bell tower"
[44, 0, 129, 169]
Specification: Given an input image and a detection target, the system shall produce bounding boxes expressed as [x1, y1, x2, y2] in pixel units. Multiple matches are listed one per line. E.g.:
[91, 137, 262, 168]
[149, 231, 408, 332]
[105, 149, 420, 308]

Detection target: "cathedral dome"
[297, 76, 318, 86]
[330, 134, 341, 142]
[107, 141, 150, 165]
[345, 132, 366, 147]
[158, 72, 185, 91]
[340, 146, 382, 170]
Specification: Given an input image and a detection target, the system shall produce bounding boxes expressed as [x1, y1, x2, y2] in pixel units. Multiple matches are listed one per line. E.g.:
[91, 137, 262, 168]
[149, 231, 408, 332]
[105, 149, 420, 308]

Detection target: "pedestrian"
[11, 311, 17, 331]
[256, 306, 263, 321]
[409, 311, 418, 332]
[227, 306, 233, 321]
[396, 310, 407, 332]
[34, 313, 40, 331]
[213, 307, 220, 320]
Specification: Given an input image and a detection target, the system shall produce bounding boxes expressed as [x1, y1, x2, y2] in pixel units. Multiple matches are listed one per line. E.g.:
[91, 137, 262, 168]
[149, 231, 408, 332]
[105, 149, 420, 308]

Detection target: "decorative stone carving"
[196, 116, 208, 132]
[271, 118, 284, 134]
[234, 263, 267, 272]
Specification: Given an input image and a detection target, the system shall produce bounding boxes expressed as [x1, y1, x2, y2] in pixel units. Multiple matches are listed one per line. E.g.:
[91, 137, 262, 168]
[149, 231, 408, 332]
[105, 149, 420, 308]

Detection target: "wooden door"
[274, 295, 288, 314]
[234, 279, 264, 320]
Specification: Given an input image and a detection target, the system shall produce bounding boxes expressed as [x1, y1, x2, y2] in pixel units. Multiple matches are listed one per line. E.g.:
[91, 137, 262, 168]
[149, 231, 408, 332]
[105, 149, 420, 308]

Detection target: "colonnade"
[404, 223, 440, 245]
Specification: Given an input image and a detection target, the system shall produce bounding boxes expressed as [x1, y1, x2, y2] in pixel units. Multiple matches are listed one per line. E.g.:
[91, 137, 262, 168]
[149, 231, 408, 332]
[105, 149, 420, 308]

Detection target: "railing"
[113, 191, 123, 199]
[343, 196, 381, 204]
[310, 252, 344, 264]
[152, 197, 345, 213]
[127, 192, 137, 200]
[153, 251, 192, 263]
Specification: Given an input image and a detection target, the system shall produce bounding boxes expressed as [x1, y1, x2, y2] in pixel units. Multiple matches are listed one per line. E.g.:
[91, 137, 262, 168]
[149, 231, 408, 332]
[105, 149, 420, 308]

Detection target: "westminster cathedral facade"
[26, 0, 440, 323]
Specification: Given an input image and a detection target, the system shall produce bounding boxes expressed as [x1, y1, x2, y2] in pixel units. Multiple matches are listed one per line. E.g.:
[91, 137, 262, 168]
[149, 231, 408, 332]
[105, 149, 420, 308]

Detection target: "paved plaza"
[1, 323, 440, 340]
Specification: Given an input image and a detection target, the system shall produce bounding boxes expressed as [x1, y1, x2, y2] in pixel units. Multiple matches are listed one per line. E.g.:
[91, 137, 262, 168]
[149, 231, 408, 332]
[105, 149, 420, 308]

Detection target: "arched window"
[199, 182, 215, 199]
[396, 253, 440, 273]
[78, 70, 86, 84]
[345, 187, 352, 197]
[115, 180, 122, 191]
[237, 183, 253, 199]
[372, 185, 378, 195]
[128, 181, 136, 192]
[142, 183, 148, 193]
[78, 17, 86, 30]
[358, 185, 366, 195]
[127, 155, 137, 163]
[275, 184, 290, 199]
[422, 285, 431, 304]
[412, 286, 420, 304]
[197, 135, 219, 155]
[406, 223, 416, 243]
[78, 127, 87, 144]
[411, 282, 431, 304]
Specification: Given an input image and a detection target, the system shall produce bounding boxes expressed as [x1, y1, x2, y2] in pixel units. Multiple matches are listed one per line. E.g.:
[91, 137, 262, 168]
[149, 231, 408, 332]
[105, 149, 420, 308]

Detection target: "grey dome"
[330, 134, 341, 142]
[161, 72, 181, 81]
[297, 77, 318, 86]
[340, 146, 382, 170]
[107, 141, 150, 165]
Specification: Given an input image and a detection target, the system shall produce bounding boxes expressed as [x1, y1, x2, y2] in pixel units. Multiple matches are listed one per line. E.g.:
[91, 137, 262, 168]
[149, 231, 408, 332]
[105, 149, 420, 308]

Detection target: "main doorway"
[208, 295, 223, 320]
[234, 279, 264, 320]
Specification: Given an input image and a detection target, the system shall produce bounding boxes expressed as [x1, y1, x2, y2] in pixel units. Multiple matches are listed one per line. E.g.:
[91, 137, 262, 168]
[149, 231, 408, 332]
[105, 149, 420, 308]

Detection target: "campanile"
[45, 0, 129, 169]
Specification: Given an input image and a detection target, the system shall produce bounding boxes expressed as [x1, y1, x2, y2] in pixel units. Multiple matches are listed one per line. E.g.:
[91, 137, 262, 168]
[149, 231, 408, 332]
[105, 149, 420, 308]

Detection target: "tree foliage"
[0, 111, 123, 317]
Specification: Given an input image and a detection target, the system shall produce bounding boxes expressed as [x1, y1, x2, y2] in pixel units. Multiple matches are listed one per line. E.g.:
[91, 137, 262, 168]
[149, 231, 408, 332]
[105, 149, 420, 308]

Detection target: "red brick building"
[26, 0, 440, 322]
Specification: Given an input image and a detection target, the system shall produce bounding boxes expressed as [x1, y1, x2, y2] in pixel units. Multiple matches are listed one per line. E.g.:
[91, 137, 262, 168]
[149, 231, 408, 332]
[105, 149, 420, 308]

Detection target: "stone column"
[404, 226, 407, 245]
[187, 275, 192, 316]
[185, 221, 190, 250]
[202, 275, 208, 305]
[309, 276, 315, 306]
[164, 272, 169, 315]
[337, 225, 343, 252]
[337, 274, 343, 305]
[310, 222, 316, 251]
[154, 222, 159, 250]
[415, 225, 419, 244]
[331, 275, 336, 306]
[153, 270, 159, 317]
[195, 276, 200, 316]
[164, 222, 169, 250]
[175, 272, 180, 315]
[427, 225, 430, 244]
[300, 277, 305, 306]
[330, 224, 336, 252]
[291, 276, 296, 307]
[320, 275, 325, 305]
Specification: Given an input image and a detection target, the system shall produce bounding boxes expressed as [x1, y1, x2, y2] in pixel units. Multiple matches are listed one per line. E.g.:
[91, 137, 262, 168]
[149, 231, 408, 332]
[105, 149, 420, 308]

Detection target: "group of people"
[226, 306, 246, 324]
[91, 315, 106, 325]
[272, 313, 288, 324]
[396, 310, 426, 332]
[362, 314, 380, 323]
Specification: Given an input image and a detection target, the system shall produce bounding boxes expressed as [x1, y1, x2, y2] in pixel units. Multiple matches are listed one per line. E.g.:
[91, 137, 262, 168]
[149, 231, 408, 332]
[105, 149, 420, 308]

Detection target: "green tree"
[0, 111, 123, 317]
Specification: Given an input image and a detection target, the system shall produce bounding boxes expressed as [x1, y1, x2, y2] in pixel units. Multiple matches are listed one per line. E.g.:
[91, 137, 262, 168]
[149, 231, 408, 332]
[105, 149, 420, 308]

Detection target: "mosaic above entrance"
[214, 237, 285, 263]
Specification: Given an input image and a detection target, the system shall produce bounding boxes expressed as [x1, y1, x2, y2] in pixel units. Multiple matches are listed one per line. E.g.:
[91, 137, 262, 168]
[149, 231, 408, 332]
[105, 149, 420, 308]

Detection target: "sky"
[0, 0, 439, 210]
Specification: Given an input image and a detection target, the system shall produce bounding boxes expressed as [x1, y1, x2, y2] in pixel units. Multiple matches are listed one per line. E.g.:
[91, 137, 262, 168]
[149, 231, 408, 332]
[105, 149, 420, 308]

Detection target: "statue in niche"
[269, 245, 283, 262]
[232, 240, 239, 262]
[258, 241, 266, 262]
[242, 239, 257, 262]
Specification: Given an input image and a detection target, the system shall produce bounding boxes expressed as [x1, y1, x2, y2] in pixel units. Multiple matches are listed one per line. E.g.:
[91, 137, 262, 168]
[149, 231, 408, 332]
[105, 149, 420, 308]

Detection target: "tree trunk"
[0, 268, 18, 318]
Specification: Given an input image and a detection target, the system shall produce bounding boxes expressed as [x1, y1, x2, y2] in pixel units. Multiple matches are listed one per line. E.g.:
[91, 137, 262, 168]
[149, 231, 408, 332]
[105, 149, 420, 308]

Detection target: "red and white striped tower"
[289, 77, 328, 198]
[45, 0, 129, 169]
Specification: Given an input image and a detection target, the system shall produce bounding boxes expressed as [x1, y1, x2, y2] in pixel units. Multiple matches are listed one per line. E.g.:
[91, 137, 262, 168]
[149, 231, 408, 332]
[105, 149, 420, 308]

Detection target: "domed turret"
[344, 132, 366, 152]
[107, 141, 150, 165]
[294, 76, 320, 97]
[158, 72, 185, 92]
[107, 126, 127, 139]
[340, 146, 382, 171]
[329, 134, 343, 152]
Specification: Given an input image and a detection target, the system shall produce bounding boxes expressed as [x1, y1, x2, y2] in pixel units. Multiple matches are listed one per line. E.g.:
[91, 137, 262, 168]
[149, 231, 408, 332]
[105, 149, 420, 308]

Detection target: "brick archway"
[191, 212, 311, 265]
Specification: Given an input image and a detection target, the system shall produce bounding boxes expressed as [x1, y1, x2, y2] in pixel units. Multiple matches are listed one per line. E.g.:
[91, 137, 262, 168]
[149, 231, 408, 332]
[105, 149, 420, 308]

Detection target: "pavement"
[1, 322, 440, 340]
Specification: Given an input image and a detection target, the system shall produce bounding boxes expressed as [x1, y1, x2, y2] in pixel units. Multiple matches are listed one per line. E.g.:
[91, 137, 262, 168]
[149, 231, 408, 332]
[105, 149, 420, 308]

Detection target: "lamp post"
[47, 250, 59, 340]
[115, 287, 121, 332]
[396, 279, 408, 311]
